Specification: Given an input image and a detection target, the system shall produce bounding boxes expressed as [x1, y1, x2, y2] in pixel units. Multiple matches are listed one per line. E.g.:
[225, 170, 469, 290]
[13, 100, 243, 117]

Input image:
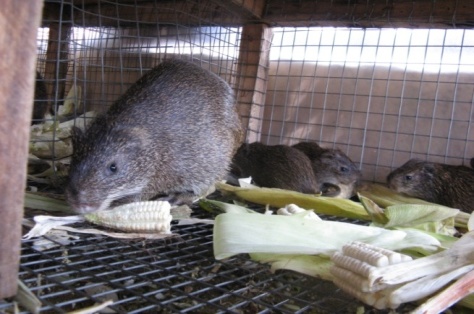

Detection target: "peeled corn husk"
[84, 201, 172, 234]
[215, 182, 370, 221]
[358, 183, 470, 229]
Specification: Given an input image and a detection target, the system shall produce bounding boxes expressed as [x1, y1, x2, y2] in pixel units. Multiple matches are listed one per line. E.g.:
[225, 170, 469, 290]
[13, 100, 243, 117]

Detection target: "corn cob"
[84, 201, 172, 233]
[331, 232, 474, 310]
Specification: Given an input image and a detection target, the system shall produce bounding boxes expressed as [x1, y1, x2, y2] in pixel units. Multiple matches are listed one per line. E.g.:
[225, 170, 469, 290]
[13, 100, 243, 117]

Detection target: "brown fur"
[232, 142, 320, 194]
[292, 142, 325, 160]
[292, 141, 361, 198]
[66, 60, 242, 213]
[387, 159, 474, 213]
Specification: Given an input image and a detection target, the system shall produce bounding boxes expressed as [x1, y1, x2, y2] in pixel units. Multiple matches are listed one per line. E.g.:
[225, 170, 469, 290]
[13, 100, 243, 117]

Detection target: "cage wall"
[16, 0, 474, 312]
[37, 0, 243, 121]
[262, 27, 474, 183]
[35, 0, 474, 187]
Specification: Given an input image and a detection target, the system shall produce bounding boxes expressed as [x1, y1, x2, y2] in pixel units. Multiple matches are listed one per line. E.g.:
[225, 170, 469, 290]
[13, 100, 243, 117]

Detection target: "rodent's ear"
[238, 143, 250, 155]
[423, 163, 436, 174]
[116, 126, 151, 146]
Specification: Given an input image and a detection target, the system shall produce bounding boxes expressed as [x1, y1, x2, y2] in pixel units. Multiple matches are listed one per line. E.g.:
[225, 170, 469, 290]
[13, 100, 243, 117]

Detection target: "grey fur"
[66, 60, 242, 213]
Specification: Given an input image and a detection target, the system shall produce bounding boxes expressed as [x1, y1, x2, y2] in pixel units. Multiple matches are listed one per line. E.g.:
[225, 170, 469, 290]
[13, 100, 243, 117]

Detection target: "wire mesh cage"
[3, 0, 474, 312]
[264, 27, 474, 182]
[5, 210, 409, 314]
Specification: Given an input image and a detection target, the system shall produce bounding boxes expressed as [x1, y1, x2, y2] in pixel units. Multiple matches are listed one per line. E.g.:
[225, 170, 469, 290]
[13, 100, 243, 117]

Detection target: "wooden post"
[0, 0, 44, 299]
[234, 24, 272, 143]
[44, 3, 71, 114]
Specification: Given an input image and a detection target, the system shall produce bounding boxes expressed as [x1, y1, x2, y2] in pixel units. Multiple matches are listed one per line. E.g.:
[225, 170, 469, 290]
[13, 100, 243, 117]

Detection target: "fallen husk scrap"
[215, 182, 370, 221]
[66, 300, 114, 314]
[358, 183, 470, 229]
[14, 280, 42, 314]
[249, 253, 334, 281]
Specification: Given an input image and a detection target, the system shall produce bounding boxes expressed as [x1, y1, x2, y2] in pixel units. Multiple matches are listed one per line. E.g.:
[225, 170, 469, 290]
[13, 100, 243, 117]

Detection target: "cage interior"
[4, 0, 474, 313]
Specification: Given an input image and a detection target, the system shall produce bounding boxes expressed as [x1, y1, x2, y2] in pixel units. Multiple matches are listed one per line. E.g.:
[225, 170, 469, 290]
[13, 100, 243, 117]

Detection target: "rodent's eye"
[340, 166, 349, 173]
[404, 175, 412, 181]
[108, 163, 118, 174]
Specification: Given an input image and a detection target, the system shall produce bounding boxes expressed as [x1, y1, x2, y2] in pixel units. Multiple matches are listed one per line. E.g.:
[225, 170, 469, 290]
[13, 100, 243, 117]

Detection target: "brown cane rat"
[66, 59, 242, 213]
[293, 141, 361, 198]
[387, 159, 474, 213]
[231, 142, 323, 194]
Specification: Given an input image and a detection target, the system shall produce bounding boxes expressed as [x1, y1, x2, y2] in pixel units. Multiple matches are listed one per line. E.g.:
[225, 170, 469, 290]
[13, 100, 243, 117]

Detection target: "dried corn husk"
[14, 280, 42, 314]
[57, 85, 82, 117]
[29, 111, 96, 159]
[24, 191, 71, 212]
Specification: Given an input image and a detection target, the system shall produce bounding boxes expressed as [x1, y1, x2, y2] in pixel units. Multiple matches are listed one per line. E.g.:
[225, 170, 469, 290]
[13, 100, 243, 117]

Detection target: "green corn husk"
[212, 204, 442, 287]
[213, 208, 441, 260]
[210, 199, 474, 311]
[358, 183, 470, 229]
[215, 182, 370, 221]
[249, 253, 334, 281]
[359, 195, 459, 237]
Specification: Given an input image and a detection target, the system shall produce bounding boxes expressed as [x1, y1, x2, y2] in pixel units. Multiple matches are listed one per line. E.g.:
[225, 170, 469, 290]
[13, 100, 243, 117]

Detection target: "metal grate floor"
[2, 205, 417, 313]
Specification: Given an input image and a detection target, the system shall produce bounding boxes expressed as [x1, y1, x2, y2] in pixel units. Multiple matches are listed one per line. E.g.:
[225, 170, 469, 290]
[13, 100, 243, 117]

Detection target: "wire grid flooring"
[2, 206, 418, 314]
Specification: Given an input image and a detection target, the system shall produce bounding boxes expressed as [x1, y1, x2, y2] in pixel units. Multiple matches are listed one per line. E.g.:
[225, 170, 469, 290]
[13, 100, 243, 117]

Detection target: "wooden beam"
[0, 0, 44, 299]
[262, 0, 474, 28]
[67, 0, 266, 28]
[46, 0, 474, 28]
[67, 0, 249, 27]
[234, 24, 272, 142]
[220, 0, 266, 21]
[44, 20, 71, 113]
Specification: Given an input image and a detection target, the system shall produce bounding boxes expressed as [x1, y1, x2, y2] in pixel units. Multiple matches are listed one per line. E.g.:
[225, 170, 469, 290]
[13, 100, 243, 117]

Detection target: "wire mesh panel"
[17, 0, 474, 312]
[2, 206, 413, 314]
[262, 27, 474, 183]
[36, 0, 242, 121]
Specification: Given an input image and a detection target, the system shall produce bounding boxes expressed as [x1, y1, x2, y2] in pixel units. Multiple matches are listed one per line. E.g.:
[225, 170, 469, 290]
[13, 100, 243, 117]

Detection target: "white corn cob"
[330, 241, 411, 295]
[84, 201, 172, 233]
[341, 241, 412, 266]
[331, 232, 474, 310]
